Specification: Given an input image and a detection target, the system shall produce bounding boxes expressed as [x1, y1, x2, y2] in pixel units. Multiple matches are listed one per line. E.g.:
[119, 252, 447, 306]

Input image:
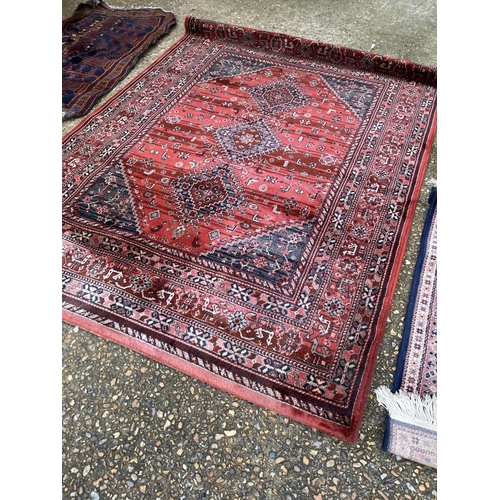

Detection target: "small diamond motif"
[215, 118, 282, 161]
[250, 79, 307, 114]
[170, 164, 245, 224]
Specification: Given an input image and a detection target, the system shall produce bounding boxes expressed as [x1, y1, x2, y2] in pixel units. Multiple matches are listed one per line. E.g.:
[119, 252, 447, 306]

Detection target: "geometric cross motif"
[214, 118, 282, 161]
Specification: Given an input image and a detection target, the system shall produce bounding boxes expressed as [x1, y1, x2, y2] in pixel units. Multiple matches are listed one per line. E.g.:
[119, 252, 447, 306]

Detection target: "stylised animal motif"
[311, 338, 329, 357]
[318, 314, 332, 338]
[310, 337, 331, 365]
[201, 297, 220, 322]
[70, 250, 91, 266]
[342, 241, 358, 256]
[103, 262, 131, 281]
[157, 288, 175, 305]
[256, 325, 275, 347]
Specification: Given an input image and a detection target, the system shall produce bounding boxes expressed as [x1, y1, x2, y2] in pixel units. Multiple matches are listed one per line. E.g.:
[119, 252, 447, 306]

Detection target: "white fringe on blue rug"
[375, 386, 437, 431]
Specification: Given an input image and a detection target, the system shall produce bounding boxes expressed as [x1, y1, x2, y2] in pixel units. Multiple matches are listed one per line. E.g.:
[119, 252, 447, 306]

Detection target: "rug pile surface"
[62, 17, 437, 442]
[376, 187, 437, 466]
[62, 0, 176, 120]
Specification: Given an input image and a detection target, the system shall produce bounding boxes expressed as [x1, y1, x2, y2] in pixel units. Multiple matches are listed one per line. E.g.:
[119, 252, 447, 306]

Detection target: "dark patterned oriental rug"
[376, 187, 437, 466]
[62, 0, 176, 120]
[62, 17, 437, 442]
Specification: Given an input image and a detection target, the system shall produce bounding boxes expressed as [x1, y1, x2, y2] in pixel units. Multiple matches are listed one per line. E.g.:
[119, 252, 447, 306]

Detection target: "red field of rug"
[62, 17, 437, 442]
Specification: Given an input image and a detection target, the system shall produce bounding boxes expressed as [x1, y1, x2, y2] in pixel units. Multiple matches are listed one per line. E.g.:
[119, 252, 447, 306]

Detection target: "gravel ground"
[61, 0, 438, 498]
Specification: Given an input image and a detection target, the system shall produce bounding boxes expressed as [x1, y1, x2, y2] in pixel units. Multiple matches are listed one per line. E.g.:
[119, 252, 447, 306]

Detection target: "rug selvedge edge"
[184, 16, 437, 85]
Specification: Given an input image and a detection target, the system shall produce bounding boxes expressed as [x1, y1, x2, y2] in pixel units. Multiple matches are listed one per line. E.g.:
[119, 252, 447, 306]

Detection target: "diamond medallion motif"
[215, 118, 282, 161]
[171, 164, 245, 223]
[250, 79, 307, 114]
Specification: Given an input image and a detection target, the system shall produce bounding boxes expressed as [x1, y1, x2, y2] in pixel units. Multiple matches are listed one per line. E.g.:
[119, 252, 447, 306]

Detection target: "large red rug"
[62, 0, 176, 120]
[62, 17, 437, 442]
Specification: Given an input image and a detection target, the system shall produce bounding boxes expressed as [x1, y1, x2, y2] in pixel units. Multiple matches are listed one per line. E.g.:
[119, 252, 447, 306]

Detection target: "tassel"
[375, 386, 437, 430]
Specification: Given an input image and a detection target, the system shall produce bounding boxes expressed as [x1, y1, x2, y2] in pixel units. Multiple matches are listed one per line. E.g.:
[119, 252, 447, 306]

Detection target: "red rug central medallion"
[63, 17, 437, 442]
